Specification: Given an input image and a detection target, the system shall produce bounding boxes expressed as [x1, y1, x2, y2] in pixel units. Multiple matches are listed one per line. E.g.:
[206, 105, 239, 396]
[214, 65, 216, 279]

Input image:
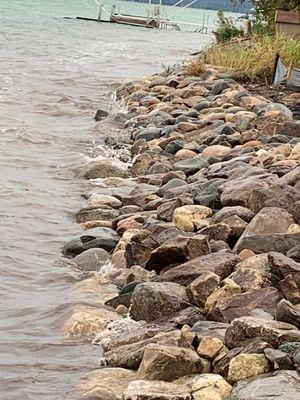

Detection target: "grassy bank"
[188, 34, 300, 82]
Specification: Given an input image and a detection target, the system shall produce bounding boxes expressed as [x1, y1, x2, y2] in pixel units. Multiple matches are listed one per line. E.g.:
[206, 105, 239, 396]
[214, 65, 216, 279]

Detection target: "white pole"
[98, 0, 103, 21]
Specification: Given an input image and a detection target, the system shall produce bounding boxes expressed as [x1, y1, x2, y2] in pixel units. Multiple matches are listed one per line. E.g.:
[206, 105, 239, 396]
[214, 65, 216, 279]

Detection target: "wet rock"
[173, 205, 213, 232]
[88, 194, 122, 209]
[157, 253, 241, 286]
[231, 370, 300, 400]
[191, 374, 232, 400]
[131, 153, 151, 177]
[94, 109, 109, 121]
[131, 138, 148, 156]
[228, 353, 270, 383]
[123, 380, 191, 400]
[276, 300, 300, 329]
[75, 206, 120, 223]
[105, 330, 190, 370]
[62, 227, 120, 257]
[137, 344, 205, 381]
[225, 316, 300, 349]
[81, 367, 136, 400]
[130, 282, 189, 322]
[83, 159, 129, 180]
[234, 207, 299, 254]
[187, 271, 220, 307]
[64, 306, 120, 338]
[72, 248, 110, 271]
[145, 235, 210, 274]
[208, 287, 282, 323]
[135, 128, 161, 142]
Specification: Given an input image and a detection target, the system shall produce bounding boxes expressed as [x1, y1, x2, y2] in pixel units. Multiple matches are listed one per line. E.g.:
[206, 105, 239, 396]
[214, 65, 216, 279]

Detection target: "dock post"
[98, 0, 103, 21]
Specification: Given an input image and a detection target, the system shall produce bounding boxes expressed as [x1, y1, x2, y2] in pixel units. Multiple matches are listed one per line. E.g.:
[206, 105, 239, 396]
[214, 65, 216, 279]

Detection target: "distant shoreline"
[119, 0, 253, 13]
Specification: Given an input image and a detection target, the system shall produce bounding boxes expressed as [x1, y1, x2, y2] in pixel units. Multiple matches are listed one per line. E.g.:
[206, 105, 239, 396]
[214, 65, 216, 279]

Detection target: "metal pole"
[98, 0, 103, 21]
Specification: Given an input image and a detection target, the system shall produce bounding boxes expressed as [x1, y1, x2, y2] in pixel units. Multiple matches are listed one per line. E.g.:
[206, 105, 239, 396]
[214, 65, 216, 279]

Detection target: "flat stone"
[225, 316, 300, 349]
[156, 253, 241, 286]
[231, 370, 300, 400]
[173, 156, 209, 175]
[123, 380, 191, 400]
[191, 374, 232, 400]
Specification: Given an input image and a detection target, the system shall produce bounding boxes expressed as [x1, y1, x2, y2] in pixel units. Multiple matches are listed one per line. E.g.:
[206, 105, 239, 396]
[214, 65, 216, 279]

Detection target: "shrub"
[214, 10, 244, 43]
[187, 34, 300, 82]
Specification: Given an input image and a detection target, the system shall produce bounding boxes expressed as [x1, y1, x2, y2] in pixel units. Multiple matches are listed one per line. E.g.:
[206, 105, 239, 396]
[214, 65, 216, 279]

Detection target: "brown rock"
[123, 380, 192, 400]
[137, 344, 205, 381]
[197, 336, 224, 360]
[187, 272, 221, 307]
[130, 282, 189, 322]
[156, 253, 241, 286]
[228, 268, 278, 291]
[145, 235, 211, 274]
[173, 205, 213, 232]
[225, 316, 300, 349]
[239, 249, 256, 260]
[191, 374, 232, 400]
[202, 145, 231, 158]
[105, 330, 190, 370]
[205, 278, 241, 314]
[208, 287, 282, 323]
[175, 149, 197, 159]
[276, 299, 300, 329]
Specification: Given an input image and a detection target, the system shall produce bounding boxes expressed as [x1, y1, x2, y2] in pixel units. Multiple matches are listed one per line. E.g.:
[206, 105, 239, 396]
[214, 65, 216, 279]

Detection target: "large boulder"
[81, 368, 136, 400]
[228, 353, 270, 383]
[234, 207, 300, 254]
[83, 158, 129, 180]
[145, 235, 211, 273]
[137, 344, 206, 381]
[225, 316, 300, 349]
[62, 227, 120, 257]
[72, 248, 110, 271]
[105, 330, 191, 370]
[208, 287, 282, 323]
[130, 282, 189, 322]
[231, 370, 300, 400]
[191, 374, 232, 400]
[123, 380, 191, 400]
[156, 253, 241, 286]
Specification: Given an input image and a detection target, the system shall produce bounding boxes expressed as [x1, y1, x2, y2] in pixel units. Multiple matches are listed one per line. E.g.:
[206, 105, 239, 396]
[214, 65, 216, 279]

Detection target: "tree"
[236, 0, 300, 27]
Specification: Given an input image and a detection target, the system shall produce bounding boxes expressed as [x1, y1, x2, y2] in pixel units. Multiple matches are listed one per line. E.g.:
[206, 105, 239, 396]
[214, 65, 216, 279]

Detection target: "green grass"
[188, 34, 300, 82]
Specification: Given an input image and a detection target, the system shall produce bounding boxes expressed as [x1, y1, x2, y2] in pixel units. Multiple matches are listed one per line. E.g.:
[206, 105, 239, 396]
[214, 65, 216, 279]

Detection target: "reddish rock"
[187, 272, 221, 307]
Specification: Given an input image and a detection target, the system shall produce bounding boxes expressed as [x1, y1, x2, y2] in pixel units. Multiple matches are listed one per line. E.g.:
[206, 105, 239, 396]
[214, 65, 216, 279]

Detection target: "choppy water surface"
[0, 1, 215, 398]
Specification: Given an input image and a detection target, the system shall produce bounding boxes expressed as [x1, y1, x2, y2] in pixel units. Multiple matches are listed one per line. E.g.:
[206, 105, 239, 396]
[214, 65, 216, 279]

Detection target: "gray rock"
[135, 128, 161, 142]
[173, 155, 209, 175]
[211, 80, 230, 95]
[62, 227, 120, 257]
[72, 248, 110, 271]
[130, 282, 189, 322]
[156, 179, 187, 197]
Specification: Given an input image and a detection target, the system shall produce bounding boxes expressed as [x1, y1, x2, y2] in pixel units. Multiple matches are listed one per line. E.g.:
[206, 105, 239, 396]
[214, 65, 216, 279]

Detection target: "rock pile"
[64, 65, 300, 400]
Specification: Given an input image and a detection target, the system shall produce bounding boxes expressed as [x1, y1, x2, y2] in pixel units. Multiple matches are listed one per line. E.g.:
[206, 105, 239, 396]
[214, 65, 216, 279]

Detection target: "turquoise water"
[0, 1, 240, 399]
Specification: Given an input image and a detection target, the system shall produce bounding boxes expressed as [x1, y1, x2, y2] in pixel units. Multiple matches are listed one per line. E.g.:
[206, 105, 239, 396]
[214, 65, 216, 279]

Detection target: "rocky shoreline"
[63, 64, 300, 399]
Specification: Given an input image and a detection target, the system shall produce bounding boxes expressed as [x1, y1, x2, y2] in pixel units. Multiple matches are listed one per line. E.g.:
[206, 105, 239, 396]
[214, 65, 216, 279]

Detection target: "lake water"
[0, 0, 236, 398]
